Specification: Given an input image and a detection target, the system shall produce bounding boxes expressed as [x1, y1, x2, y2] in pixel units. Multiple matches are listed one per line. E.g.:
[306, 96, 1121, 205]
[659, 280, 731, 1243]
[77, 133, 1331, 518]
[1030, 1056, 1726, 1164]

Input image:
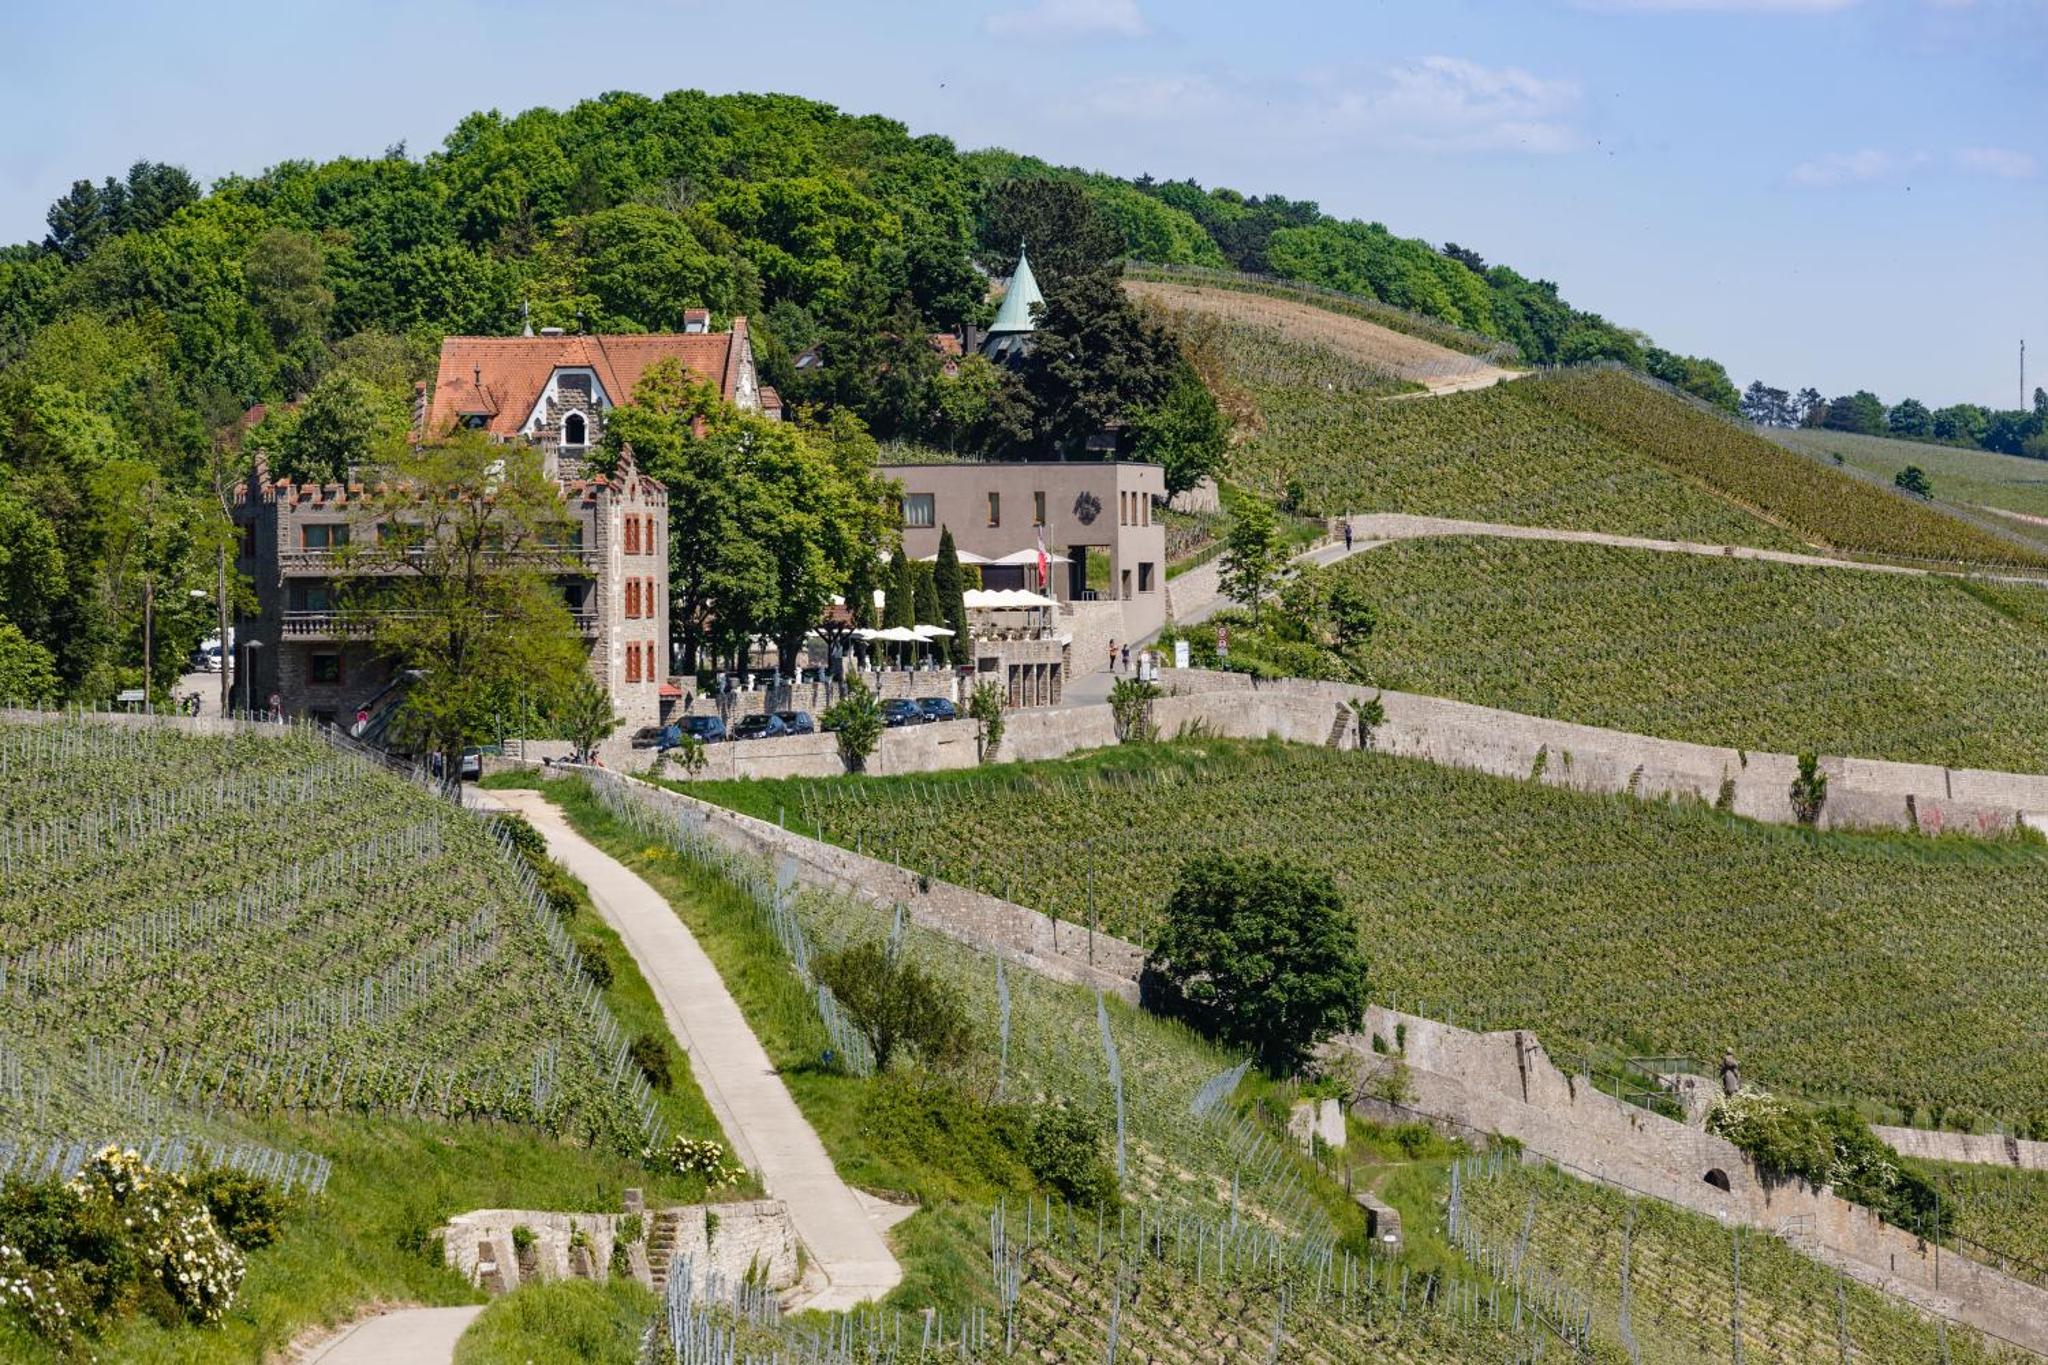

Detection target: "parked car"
[915, 697, 959, 723]
[458, 749, 483, 781]
[776, 710, 816, 735]
[732, 712, 788, 741]
[682, 715, 727, 744]
[631, 723, 682, 750]
[882, 699, 929, 727]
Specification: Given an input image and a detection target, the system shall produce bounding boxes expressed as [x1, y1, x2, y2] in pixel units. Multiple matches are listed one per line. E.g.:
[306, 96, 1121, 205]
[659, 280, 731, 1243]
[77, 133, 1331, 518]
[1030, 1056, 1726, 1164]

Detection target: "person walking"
[1121, 643, 1131, 673]
[1108, 640, 1118, 674]
[1343, 519, 1354, 552]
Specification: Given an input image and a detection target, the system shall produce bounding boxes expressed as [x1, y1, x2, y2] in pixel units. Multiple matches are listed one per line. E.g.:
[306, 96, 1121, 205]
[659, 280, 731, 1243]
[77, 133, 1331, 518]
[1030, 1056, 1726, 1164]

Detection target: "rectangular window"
[1121, 568, 1133, 600]
[291, 583, 335, 612]
[302, 523, 349, 551]
[624, 517, 640, 555]
[1139, 562, 1156, 593]
[902, 493, 935, 529]
[646, 639, 660, 679]
[309, 653, 343, 685]
[1033, 491, 1046, 526]
[626, 579, 640, 618]
[987, 491, 1000, 527]
[626, 644, 641, 684]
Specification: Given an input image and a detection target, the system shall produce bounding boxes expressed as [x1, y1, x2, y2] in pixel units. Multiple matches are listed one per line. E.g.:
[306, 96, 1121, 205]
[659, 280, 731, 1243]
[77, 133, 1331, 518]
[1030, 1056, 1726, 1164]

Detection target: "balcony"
[282, 610, 599, 639]
[278, 545, 599, 575]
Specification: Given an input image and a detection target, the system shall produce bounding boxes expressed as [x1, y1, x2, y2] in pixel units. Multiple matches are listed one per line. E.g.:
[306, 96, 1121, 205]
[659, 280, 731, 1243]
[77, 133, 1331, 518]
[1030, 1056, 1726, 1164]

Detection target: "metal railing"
[280, 609, 598, 638]
[278, 545, 598, 573]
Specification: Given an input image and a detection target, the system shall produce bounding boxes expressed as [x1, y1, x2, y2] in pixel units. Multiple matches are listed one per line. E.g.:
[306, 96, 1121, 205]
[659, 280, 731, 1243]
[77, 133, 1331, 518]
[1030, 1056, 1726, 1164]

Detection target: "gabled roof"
[986, 248, 1043, 335]
[423, 323, 752, 440]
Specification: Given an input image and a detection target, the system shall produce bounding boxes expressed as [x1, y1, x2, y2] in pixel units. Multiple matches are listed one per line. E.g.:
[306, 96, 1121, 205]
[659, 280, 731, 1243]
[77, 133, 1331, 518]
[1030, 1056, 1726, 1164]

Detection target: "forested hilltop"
[0, 86, 1732, 705]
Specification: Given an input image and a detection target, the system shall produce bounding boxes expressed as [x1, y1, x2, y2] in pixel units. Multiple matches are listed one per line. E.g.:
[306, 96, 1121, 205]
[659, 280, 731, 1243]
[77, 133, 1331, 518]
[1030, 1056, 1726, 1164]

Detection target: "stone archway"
[1703, 1168, 1732, 1192]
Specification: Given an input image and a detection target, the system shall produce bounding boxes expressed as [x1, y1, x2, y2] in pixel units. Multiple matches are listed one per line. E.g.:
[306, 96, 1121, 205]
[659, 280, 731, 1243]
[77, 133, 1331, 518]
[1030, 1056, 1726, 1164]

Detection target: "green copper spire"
[986, 245, 1043, 335]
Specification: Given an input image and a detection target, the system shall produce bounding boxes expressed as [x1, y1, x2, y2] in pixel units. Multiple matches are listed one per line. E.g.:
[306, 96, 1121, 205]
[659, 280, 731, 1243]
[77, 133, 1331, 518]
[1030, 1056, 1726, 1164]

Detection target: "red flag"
[1035, 526, 1049, 589]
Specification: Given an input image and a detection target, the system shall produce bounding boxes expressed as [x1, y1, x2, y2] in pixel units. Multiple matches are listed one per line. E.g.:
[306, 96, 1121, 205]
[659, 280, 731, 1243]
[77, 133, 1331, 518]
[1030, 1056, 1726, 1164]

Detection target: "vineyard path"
[1333, 511, 2048, 585]
[301, 1305, 482, 1364]
[478, 787, 905, 1312]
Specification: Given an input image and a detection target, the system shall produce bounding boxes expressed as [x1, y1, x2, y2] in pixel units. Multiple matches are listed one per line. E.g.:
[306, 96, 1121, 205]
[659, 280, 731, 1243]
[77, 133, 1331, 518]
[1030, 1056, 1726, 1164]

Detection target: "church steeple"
[982, 246, 1044, 363]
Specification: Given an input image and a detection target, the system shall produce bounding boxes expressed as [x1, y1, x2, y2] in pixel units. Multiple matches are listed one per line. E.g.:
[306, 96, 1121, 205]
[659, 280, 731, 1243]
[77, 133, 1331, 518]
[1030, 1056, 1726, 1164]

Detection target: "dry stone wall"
[441, 1199, 795, 1296]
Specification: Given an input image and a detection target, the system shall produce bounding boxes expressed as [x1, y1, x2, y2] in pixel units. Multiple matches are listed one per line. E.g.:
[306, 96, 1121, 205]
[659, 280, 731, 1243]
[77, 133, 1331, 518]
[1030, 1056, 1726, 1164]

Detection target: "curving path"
[1335, 511, 2048, 586]
[480, 788, 903, 1312]
[301, 1305, 483, 1364]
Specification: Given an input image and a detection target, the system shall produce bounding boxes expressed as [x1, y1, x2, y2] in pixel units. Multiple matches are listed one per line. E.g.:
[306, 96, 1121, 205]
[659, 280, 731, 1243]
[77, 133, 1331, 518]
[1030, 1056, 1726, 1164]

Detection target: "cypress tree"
[934, 526, 968, 665]
[886, 546, 915, 629]
[913, 560, 941, 629]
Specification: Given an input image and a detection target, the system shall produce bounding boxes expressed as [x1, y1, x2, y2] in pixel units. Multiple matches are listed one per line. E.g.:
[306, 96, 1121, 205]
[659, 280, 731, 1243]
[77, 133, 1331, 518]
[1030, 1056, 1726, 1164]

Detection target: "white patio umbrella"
[917, 549, 989, 565]
[910, 623, 956, 638]
[986, 548, 1071, 566]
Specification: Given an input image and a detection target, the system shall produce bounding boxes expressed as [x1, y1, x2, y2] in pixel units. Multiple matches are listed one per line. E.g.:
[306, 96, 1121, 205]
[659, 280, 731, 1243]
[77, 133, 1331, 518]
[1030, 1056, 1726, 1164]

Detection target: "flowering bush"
[650, 1135, 746, 1187]
[1707, 1089, 1941, 1234]
[0, 1147, 253, 1346]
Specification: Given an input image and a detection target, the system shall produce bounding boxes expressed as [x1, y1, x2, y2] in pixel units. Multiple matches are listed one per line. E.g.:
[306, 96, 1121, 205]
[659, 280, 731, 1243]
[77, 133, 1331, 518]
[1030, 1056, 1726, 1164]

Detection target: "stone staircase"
[646, 1208, 687, 1296]
[1325, 704, 1351, 749]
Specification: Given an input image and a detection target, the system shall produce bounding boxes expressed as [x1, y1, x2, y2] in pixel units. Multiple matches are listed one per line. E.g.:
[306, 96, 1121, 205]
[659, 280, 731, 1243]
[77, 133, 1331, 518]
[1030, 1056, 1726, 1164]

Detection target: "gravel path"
[483, 788, 903, 1312]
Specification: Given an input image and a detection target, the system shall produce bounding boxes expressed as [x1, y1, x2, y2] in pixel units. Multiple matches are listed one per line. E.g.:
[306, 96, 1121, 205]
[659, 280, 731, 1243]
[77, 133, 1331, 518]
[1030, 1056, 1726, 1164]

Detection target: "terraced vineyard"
[1216, 332, 1802, 549]
[1454, 1155, 2021, 1363]
[692, 741, 2048, 1126]
[0, 717, 656, 1151]
[1921, 1161, 2048, 1275]
[1519, 370, 2048, 569]
[1770, 427, 2048, 532]
[1324, 536, 2048, 771]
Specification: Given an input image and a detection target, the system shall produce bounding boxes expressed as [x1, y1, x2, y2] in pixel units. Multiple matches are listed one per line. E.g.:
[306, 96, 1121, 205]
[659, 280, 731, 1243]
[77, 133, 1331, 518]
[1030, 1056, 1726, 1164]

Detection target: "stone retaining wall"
[1338, 1010, 2048, 1356]
[441, 1199, 795, 1296]
[1872, 1127, 2048, 1171]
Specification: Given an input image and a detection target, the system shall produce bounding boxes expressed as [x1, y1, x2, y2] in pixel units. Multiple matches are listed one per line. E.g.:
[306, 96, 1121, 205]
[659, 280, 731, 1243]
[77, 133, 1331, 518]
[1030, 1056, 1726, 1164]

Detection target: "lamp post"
[241, 639, 264, 716]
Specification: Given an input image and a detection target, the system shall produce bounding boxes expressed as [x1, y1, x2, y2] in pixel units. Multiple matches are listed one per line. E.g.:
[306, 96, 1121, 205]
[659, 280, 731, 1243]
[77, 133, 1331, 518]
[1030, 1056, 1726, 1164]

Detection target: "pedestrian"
[1121, 643, 1131, 673]
[1108, 640, 1118, 673]
[1343, 520, 1353, 552]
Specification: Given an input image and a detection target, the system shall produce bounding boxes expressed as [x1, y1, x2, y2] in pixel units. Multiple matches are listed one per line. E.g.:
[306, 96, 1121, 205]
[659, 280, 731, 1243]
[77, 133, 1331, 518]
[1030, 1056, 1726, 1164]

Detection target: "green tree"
[911, 559, 940, 628]
[43, 179, 113, 262]
[885, 546, 915, 629]
[345, 432, 588, 774]
[934, 526, 969, 665]
[1131, 360, 1228, 497]
[1790, 752, 1829, 827]
[0, 622, 60, 704]
[1887, 398, 1934, 440]
[243, 228, 333, 388]
[1932, 403, 1990, 447]
[968, 679, 1006, 762]
[560, 203, 750, 330]
[1020, 265, 1179, 453]
[559, 676, 621, 761]
[1893, 465, 1932, 498]
[976, 178, 1125, 285]
[821, 676, 884, 773]
[1822, 391, 1887, 436]
[1141, 853, 1369, 1074]
[274, 371, 408, 485]
[813, 938, 972, 1072]
[1218, 497, 1286, 623]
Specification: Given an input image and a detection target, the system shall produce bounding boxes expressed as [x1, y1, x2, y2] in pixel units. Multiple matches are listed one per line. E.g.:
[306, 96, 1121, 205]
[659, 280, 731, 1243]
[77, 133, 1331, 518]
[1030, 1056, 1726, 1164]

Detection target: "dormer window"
[563, 411, 587, 447]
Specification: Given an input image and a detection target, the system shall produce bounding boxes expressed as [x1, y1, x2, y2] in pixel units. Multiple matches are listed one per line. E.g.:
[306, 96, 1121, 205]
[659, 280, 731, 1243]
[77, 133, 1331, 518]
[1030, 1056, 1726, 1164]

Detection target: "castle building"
[231, 319, 770, 740]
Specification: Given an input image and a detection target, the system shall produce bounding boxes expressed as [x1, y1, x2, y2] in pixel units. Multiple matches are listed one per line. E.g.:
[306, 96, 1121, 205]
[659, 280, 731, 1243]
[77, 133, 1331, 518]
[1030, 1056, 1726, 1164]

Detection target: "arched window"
[563, 411, 588, 447]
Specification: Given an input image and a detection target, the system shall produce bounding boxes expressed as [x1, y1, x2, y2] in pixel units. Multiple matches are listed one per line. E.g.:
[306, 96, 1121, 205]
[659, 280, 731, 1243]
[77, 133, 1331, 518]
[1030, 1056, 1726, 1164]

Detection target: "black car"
[732, 712, 789, 741]
[915, 697, 959, 723]
[775, 710, 816, 735]
[882, 698, 928, 727]
[631, 723, 682, 750]
[681, 715, 727, 744]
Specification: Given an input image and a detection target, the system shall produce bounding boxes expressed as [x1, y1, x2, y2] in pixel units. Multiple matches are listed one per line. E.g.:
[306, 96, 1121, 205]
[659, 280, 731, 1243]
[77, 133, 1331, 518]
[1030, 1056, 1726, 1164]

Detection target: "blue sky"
[1, 0, 2041, 408]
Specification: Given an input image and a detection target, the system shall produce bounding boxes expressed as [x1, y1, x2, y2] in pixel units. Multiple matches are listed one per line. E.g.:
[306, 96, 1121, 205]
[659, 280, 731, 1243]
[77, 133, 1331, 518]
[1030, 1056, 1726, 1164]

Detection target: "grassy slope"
[1772, 427, 2048, 528]
[1325, 535, 2048, 771]
[1217, 339, 1802, 549]
[1518, 372, 2048, 569]
[0, 1120, 713, 1364]
[454, 1277, 655, 1365]
[689, 739, 2048, 1125]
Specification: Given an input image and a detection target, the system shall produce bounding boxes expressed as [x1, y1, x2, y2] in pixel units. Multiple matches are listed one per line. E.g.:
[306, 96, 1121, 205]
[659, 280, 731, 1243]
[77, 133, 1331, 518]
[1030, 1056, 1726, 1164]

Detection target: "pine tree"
[934, 526, 968, 665]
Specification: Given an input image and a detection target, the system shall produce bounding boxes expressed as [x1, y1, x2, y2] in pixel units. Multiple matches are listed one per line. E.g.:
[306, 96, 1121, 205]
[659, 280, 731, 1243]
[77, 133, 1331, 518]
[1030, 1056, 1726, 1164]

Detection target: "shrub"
[493, 812, 548, 864]
[822, 679, 885, 773]
[1109, 677, 1161, 743]
[1023, 1103, 1119, 1208]
[1141, 853, 1369, 1074]
[1349, 693, 1385, 751]
[968, 681, 1007, 763]
[655, 1136, 745, 1187]
[1706, 1089, 1942, 1235]
[579, 950, 614, 990]
[813, 938, 972, 1072]
[630, 1034, 673, 1093]
[1790, 752, 1828, 826]
[185, 1165, 287, 1250]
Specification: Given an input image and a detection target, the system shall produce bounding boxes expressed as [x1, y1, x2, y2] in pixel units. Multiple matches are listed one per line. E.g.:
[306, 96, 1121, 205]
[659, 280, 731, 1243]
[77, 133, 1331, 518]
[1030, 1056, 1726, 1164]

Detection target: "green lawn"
[696, 739, 2048, 1127]
[1325, 536, 2048, 772]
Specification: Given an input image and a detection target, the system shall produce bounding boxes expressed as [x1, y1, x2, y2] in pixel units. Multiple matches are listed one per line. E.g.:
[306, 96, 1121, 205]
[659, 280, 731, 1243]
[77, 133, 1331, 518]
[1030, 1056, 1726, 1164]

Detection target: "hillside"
[688, 738, 2048, 1130]
[1317, 535, 2048, 771]
[1770, 426, 2048, 532]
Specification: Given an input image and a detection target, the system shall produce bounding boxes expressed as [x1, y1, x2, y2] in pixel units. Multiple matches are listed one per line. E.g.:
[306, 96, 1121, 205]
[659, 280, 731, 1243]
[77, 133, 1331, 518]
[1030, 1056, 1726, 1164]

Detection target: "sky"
[0, 0, 2042, 409]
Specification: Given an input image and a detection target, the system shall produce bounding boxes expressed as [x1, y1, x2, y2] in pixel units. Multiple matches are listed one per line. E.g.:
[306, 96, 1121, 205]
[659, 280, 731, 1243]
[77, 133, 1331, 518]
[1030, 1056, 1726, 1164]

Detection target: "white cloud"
[1785, 148, 1921, 187]
[985, 0, 1149, 39]
[1956, 146, 2038, 178]
[1082, 74, 1224, 120]
[1325, 57, 1584, 154]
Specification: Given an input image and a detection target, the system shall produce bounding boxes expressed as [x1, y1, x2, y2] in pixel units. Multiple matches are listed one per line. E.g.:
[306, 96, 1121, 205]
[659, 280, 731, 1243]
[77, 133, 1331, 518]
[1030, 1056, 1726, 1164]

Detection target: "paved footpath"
[484, 788, 903, 1311]
[303, 1306, 483, 1364]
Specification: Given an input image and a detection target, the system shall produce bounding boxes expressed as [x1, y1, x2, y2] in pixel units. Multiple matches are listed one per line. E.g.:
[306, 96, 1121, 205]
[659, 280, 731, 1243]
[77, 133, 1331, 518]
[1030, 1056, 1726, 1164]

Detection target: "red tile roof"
[423, 323, 751, 440]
